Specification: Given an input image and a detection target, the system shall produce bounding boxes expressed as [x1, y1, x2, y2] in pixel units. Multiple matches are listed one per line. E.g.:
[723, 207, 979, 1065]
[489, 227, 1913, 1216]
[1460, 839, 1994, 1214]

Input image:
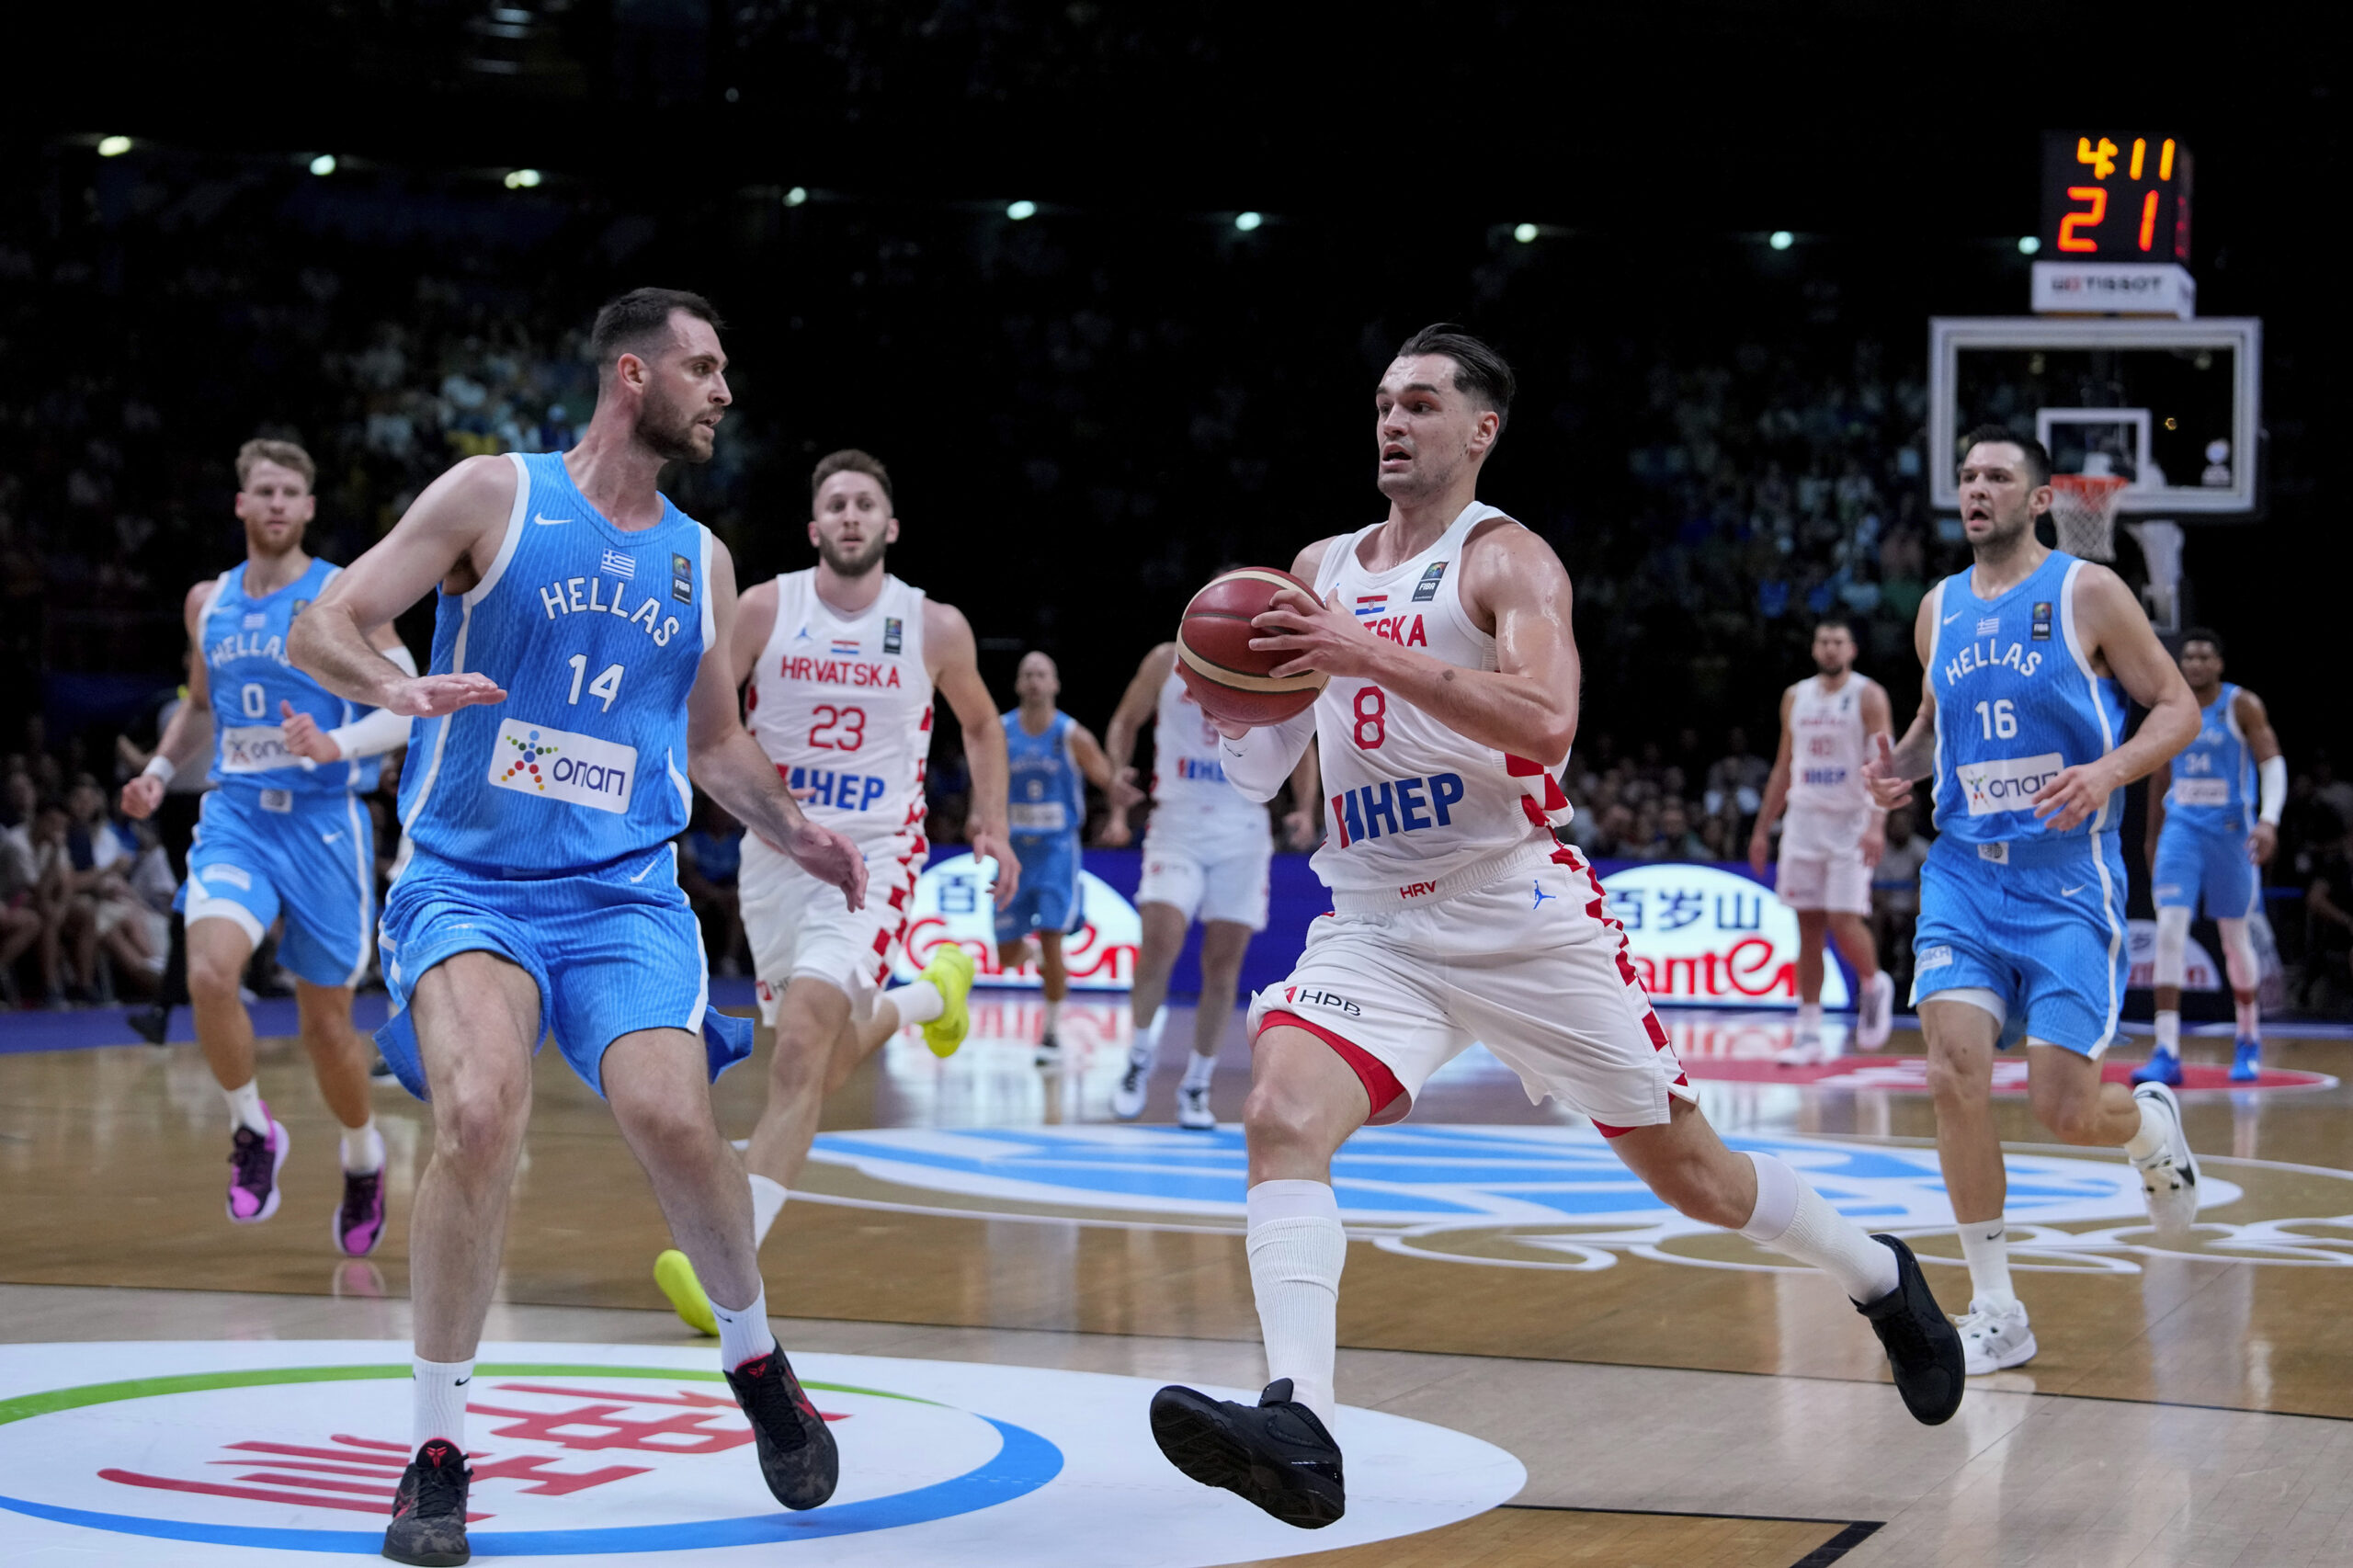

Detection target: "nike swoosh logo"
[321, 832, 344, 845]
[2060, 883, 2086, 896]
[627, 855, 665, 883]
[533, 513, 569, 526]
[1943, 610, 1965, 624]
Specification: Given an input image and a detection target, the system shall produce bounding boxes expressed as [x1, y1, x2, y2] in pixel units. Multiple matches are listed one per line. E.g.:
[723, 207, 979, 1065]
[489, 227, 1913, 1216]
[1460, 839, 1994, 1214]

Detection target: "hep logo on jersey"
[1328, 772, 1465, 848]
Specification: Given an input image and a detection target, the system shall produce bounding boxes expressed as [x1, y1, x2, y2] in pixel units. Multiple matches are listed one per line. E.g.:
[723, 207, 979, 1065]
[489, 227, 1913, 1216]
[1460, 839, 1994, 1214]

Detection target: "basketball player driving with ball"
[1146, 325, 1965, 1530]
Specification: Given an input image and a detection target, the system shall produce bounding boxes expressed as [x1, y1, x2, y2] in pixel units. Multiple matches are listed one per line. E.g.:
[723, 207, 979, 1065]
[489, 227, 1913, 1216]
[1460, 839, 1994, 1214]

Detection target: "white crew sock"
[412, 1355, 473, 1450]
[222, 1079, 270, 1137]
[749, 1175, 789, 1246]
[2123, 1099, 2168, 1163]
[1957, 1216, 2017, 1310]
[1042, 999, 1063, 1035]
[339, 1119, 384, 1175]
[1129, 1005, 1169, 1067]
[1796, 1003, 1823, 1037]
[2154, 1010, 2181, 1054]
[1739, 1152, 1901, 1303]
[710, 1284, 779, 1371]
[891, 979, 944, 1028]
[2235, 997, 2261, 1040]
[1181, 1051, 1217, 1092]
[1245, 1179, 1346, 1428]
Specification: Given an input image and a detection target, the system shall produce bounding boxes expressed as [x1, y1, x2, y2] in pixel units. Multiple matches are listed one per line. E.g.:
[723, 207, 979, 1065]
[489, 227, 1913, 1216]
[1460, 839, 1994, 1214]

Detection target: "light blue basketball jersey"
[1928, 550, 2127, 846]
[2164, 683, 2255, 835]
[397, 450, 715, 873]
[199, 555, 382, 800]
[1003, 709, 1084, 848]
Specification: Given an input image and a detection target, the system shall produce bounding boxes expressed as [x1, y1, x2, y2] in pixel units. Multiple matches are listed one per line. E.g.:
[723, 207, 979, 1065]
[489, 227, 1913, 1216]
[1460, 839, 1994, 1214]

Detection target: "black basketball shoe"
[126, 1003, 171, 1047]
[1150, 1378, 1345, 1528]
[381, 1438, 471, 1565]
[1856, 1234, 1965, 1425]
[725, 1349, 839, 1510]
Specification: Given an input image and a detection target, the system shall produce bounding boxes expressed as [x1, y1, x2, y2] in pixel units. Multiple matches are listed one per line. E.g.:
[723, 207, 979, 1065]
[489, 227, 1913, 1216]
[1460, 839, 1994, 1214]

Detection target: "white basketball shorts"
[1777, 807, 1871, 915]
[1135, 828, 1272, 932]
[740, 834, 919, 1026]
[1247, 843, 1692, 1131]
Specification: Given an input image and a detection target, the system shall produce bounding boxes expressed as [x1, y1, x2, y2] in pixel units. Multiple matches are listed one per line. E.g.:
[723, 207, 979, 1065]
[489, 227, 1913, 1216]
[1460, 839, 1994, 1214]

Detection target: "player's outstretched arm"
[1282, 736, 1322, 849]
[2237, 687, 2285, 866]
[278, 624, 421, 765]
[1251, 521, 1576, 762]
[1063, 721, 1129, 846]
[2030, 566, 2200, 833]
[1747, 685, 1798, 876]
[123, 581, 222, 819]
[926, 598, 1022, 905]
[1865, 595, 1942, 810]
[1102, 642, 1172, 825]
[687, 538, 865, 910]
[291, 457, 512, 718]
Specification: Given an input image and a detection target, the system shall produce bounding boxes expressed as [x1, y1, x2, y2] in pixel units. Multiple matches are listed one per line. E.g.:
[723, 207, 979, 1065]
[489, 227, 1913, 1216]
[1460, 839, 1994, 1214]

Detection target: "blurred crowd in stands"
[0, 140, 2327, 1015]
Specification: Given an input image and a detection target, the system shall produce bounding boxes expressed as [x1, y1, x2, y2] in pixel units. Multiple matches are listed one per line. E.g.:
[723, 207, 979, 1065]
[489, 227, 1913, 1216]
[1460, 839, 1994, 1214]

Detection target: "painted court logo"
[0, 1343, 1519, 1564]
[487, 719, 637, 814]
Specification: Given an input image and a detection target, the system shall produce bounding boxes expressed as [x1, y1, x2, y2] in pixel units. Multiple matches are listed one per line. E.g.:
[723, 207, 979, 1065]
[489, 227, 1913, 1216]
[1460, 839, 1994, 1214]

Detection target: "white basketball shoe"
[1111, 1052, 1152, 1120]
[1856, 971, 1895, 1051]
[2131, 1082, 2200, 1237]
[1176, 1083, 1216, 1131]
[1956, 1296, 2037, 1375]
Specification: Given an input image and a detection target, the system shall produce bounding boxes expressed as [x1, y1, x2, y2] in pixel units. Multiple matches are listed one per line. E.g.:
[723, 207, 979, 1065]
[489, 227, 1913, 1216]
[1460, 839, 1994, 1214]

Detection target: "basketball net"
[2047, 473, 2130, 562]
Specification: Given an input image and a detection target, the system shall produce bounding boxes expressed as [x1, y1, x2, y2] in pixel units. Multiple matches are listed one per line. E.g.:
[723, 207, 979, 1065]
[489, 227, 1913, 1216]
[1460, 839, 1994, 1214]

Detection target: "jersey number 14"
[566, 655, 626, 712]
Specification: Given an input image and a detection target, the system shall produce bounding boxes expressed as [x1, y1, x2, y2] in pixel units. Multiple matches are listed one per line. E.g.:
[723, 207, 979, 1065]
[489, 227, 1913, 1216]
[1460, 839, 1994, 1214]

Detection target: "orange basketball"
[1175, 566, 1328, 726]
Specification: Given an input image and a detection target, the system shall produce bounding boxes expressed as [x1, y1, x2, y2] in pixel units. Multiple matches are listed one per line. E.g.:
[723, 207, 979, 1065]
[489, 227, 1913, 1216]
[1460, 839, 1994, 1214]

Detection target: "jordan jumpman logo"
[1531, 880, 1556, 911]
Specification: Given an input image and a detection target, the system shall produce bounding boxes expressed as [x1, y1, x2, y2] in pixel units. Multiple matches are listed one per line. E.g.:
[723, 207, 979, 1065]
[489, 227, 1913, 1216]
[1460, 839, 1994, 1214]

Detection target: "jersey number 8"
[1353, 686, 1387, 750]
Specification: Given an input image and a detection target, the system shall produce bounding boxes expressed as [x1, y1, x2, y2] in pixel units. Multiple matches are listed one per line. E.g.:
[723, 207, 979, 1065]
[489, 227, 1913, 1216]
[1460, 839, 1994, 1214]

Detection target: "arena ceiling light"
[97, 135, 131, 157]
[1006, 199, 1038, 221]
[1233, 210, 1263, 232]
[503, 168, 542, 190]
[1768, 230, 1794, 250]
[782, 186, 808, 207]
[2017, 235, 2041, 255]
[309, 154, 336, 176]
[1513, 222, 1540, 244]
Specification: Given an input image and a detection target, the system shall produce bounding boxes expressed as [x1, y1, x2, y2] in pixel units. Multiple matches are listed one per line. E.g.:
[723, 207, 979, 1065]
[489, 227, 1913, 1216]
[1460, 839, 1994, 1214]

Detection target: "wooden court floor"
[4, 1006, 2350, 1566]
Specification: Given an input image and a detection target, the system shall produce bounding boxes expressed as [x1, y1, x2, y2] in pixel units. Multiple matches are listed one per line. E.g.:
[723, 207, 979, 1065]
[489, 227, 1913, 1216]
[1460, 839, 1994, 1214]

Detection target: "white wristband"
[2259, 755, 2287, 826]
[141, 756, 176, 787]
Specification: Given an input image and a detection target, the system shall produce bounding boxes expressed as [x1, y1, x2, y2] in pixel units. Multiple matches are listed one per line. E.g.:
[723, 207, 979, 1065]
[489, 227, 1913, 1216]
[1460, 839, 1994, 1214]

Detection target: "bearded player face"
[628, 311, 731, 463]
[810, 471, 898, 576]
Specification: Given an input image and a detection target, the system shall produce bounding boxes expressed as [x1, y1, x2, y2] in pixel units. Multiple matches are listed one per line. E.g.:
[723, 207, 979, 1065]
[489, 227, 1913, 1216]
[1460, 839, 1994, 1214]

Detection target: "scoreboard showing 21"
[2041, 131, 2190, 262]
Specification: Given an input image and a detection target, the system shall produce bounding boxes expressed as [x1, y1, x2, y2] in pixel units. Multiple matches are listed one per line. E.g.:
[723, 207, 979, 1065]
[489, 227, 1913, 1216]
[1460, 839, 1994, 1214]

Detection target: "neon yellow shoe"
[654, 1248, 718, 1337]
[919, 945, 978, 1059]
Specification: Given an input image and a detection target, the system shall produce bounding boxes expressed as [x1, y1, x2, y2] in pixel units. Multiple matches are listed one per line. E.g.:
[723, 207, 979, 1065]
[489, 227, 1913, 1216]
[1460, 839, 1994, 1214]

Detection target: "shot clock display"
[2040, 132, 2191, 263]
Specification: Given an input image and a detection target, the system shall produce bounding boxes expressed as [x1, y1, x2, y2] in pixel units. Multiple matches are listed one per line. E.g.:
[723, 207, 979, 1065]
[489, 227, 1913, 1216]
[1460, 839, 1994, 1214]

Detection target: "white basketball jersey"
[745, 570, 931, 858]
[1309, 503, 1569, 897]
[1787, 674, 1870, 818]
[1147, 667, 1270, 855]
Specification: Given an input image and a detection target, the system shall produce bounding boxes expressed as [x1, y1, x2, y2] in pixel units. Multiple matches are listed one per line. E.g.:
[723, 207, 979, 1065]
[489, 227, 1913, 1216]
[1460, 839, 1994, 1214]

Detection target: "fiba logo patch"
[496, 729, 560, 791]
[487, 719, 639, 814]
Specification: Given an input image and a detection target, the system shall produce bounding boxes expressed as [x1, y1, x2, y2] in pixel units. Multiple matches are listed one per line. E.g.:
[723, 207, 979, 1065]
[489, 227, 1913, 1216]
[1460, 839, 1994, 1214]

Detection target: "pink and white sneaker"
[226, 1110, 290, 1223]
[335, 1165, 388, 1256]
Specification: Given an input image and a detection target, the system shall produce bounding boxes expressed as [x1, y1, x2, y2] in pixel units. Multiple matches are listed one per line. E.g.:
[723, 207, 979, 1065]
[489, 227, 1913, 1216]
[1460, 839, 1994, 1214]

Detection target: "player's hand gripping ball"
[1176, 567, 1329, 726]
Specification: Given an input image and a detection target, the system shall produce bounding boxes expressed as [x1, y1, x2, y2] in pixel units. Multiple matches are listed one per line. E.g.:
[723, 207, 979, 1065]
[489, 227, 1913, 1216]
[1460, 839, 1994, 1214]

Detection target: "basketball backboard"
[1927, 317, 2261, 515]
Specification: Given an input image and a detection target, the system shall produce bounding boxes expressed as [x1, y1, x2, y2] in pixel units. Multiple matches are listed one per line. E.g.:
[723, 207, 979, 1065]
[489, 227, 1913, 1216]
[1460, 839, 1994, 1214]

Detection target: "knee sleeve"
[2217, 916, 2259, 994]
[2154, 905, 2190, 990]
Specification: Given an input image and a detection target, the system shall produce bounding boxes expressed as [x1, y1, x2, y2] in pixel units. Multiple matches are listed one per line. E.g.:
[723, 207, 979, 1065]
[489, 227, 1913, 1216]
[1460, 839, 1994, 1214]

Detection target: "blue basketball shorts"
[374, 843, 754, 1101]
[1910, 832, 2129, 1058]
[176, 787, 375, 988]
[995, 834, 1084, 945]
[2152, 823, 2259, 919]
